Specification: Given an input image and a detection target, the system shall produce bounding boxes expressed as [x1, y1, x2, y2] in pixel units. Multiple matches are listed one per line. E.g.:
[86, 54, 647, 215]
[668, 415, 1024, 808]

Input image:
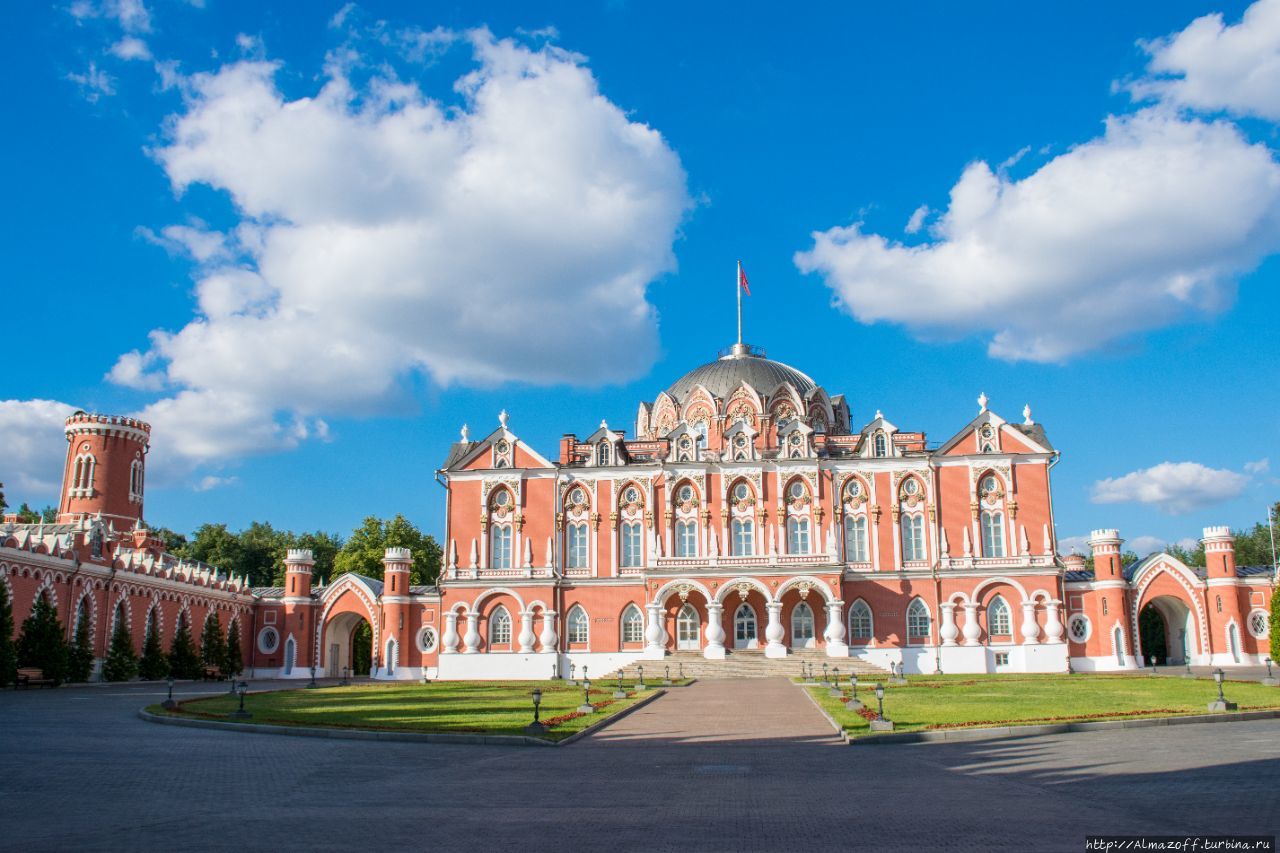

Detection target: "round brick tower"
[57, 412, 151, 528]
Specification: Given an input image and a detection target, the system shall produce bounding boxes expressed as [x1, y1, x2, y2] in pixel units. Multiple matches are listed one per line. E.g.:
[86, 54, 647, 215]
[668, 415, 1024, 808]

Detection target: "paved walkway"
[587, 677, 837, 745]
[1, 678, 1277, 851]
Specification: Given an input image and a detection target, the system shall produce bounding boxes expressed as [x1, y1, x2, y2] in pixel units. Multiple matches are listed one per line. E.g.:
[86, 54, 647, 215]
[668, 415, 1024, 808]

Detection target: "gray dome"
[665, 344, 817, 402]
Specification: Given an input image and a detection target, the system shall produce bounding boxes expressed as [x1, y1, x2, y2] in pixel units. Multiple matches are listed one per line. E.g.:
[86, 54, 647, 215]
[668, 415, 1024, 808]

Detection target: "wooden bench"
[202, 667, 226, 682]
[15, 667, 56, 689]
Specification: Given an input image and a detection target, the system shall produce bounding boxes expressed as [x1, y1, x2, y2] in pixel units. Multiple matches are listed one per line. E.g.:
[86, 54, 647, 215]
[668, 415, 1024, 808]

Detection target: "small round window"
[417, 626, 439, 653]
[257, 626, 280, 655]
[787, 482, 805, 500]
[732, 483, 750, 502]
[624, 487, 640, 504]
[846, 479, 862, 500]
[677, 485, 693, 503]
[902, 479, 919, 496]
[570, 487, 586, 505]
[1248, 609, 1270, 639]
[1067, 615, 1091, 643]
[493, 490, 510, 507]
[980, 476, 998, 495]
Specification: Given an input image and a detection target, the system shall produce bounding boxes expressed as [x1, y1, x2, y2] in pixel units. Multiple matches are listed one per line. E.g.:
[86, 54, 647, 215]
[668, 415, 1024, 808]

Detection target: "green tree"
[1270, 586, 1280, 662]
[0, 583, 16, 686]
[335, 515, 442, 586]
[66, 605, 95, 683]
[223, 619, 244, 677]
[240, 521, 295, 588]
[101, 611, 138, 682]
[0, 481, 7, 514]
[183, 523, 250, 582]
[15, 503, 57, 524]
[199, 614, 226, 671]
[150, 527, 189, 556]
[138, 615, 170, 681]
[270, 530, 343, 585]
[17, 594, 68, 684]
[168, 615, 201, 679]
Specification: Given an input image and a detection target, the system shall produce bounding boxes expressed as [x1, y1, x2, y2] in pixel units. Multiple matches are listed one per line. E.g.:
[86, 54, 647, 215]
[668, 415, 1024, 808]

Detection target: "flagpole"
[736, 259, 743, 346]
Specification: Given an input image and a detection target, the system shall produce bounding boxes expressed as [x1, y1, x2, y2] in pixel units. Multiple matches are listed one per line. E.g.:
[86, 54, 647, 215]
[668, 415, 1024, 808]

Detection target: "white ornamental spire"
[498, 410, 509, 429]
[978, 392, 988, 413]
[460, 423, 470, 442]
[1023, 404, 1033, 425]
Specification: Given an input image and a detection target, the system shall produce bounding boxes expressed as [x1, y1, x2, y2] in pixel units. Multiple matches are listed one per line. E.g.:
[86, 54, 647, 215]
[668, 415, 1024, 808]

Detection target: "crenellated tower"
[57, 411, 151, 527]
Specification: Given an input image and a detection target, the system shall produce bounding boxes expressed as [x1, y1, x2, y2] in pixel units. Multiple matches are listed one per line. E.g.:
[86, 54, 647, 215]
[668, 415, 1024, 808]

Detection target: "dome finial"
[498, 409, 509, 429]
[1023, 403, 1033, 425]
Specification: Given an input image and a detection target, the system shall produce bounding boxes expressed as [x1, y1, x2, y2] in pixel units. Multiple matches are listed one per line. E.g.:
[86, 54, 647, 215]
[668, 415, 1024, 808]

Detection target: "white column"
[539, 609, 559, 652]
[518, 610, 536, 653]
[704, 601, 726, 659]
[765, 600, 786, 658]
[940, 603, 959, 646]
[442, 611, 460, 654]
[463, 612, 481, 654]
[824, 599, 848, 657]
[1043, 600, 1064, 644]
[962, 603, 981, 645]
[643, 602, 665, 660]
[1020, 600, 1041, 644]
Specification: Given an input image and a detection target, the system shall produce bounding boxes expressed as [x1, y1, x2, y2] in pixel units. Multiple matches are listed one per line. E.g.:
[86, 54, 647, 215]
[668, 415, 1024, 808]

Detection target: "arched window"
[490, 606, 512, 647]
[981, 510, 1005, 558]
[1114, 626, 1125, 665]
[844, 515, 867, 562]
[283, 636, 296, 676]
[566, 522, 589, 569]
[1228, 624, 1241, 663]
[987, 595, 1011, 636]
[786, 516, 810, 555]
[791, 601, 815, 648]
[873, 432, 887, 458]
[849, 600, 873, 643]
[566, 607, 589, 645]
[71, 453, 97, 495]
[385, 638, 398, 675]
[906, 599, 931, 640]
[491, 524, 513, 569]
[129, 458, 144, 500]
[621, 605, 644, 644]
[692, 420, 708, 450]
[675, 519, 697, 558]
[731, 518, 754, 556]
[901, 515, 926, 562]
[620, 521, 643, 567]
[598, 442, 611, 466]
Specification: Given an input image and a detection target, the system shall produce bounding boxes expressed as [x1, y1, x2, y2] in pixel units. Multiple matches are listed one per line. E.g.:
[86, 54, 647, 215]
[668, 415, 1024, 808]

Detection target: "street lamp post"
[162, 676, 177, 710]
[1208, 668, 1238, 712]
[1149, 655, 1158, 676]
[869, 682, 893, 732]
[637, 665, 646, 691]
[829, 667, 843, 698]
[230, 681, 252, 720]
[308, 662, 318, 689]
[340, 666, 349, 687]
[848, 674, 862, 709]
[614, 670, 627, 699]
[568, 662, 577, 686]
[821, 662, 829, 686]
[664, 665, 672, 686]
[525, 688, 546, 735]
[577, 679, 595, 714]
[1263, 657, 1277, 687]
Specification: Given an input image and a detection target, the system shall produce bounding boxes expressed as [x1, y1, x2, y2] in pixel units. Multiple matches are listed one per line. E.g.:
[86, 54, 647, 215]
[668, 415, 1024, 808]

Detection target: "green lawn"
[155, 680, 665, 742]
[801, 674, 1280, 738]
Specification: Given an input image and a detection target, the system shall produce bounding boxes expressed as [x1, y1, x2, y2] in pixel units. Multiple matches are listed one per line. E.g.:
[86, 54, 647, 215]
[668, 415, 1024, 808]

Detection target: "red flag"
[738, 263, 751, 296]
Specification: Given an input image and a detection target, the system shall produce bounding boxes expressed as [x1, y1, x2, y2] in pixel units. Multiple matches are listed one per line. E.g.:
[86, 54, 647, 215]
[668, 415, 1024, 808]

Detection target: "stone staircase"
[609, 649, 890, 680]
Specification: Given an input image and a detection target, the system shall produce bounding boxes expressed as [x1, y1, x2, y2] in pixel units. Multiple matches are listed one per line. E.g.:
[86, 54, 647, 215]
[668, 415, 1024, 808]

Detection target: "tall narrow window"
[732, 518, 755, 556]
[987, 596, 1011, 635]
[902, 515, 926, 561]
[849, 600, 873, 642]
[567, 607, 589, 645]
[907, 599, 931, 639]
[874, 433, 887, 458]
[620, 521, 643, 567]
[981, 510, 1005, 557]
[489, 606, 512, 646]
[566, 522, 589, 569]
[621, 605, 644, 644]
[786, 517, 810, 555]
[598, 442, 611, 466]
[491, 525, 513, 569]
[675, 519, 697, 557]
[844, 515, 867, 562]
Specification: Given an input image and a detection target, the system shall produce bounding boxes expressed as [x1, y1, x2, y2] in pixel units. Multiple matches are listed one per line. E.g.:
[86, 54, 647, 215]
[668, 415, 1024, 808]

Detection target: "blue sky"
[2, 0, 1277, 558]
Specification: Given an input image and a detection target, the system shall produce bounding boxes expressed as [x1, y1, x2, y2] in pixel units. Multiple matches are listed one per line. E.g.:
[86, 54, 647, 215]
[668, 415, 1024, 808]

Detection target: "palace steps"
[609, 648, 890, 680]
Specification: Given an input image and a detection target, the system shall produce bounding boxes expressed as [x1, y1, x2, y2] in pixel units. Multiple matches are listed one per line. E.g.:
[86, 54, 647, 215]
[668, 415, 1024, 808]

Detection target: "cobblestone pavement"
[0, 677, 1276, 852]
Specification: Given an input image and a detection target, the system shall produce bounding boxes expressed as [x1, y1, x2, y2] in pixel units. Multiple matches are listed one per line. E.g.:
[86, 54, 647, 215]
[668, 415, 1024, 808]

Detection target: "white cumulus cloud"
[1128, 535, 1168, 557]
[1091, 461, 1250, 515]
[113, 29, 690, 465]
[1130, 0, 1280, 121]
[0, 400, 79, 503]
[795, 108, 1280, 362]
[110, 35, 152, 61]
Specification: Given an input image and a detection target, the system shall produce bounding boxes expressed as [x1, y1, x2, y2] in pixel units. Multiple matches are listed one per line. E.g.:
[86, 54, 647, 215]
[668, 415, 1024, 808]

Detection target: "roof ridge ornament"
[460, 423, 470, 442]
[1023, 404, 1033, 425]
[978, 392, 988, 413]
[498, 410, 509, 429]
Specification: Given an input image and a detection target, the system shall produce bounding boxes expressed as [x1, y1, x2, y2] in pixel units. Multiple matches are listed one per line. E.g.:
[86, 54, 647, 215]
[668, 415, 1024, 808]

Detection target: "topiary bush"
[102, 613, 138, 682]
[17, 593, 68, 684]
[0, 584, 16, 687]
[138, 615, 169, 681]
[66, 606, 95, 683]
[168, 616, 201, 679]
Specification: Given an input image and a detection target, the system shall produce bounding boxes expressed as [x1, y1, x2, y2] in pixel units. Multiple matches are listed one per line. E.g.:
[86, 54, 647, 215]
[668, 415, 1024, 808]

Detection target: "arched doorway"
[791, 601, 815, 649]
[676, 604, 700, 651]
[324, 611, 373, 678]
[733, 603, 758, 650]
[1139, 596, 1195, 665]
